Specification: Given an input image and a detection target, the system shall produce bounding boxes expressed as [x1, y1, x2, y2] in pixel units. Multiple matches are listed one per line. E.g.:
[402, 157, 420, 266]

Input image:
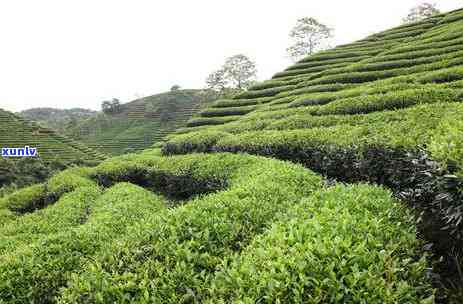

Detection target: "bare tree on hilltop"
[287, 17, 333, 62]
[205, 54, 257, 96]
[403, 3, 440, 23]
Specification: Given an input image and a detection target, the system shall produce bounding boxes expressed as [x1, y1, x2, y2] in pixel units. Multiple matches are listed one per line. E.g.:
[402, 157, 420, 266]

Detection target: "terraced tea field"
[68, 89, 215, 155]
[0, 109, 106, 163]
[2, 7, 463, 304]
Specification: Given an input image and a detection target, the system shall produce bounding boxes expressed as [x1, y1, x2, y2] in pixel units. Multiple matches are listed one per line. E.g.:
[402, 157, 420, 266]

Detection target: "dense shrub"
[198, 105, 257, 117]
[208, 185, 434, 303]
[0, 158, 66, 188]
[0, 183, 49, 213]
[0, 183, 167, 303]
[57, 155, 324, 303]
[186, 116, 240, 127]
[311, 88, 463, 115]
[46, 167, 95, 195]
[235, 85, 297, 99]
[286, 56, 371, 71]
[211, 98, 261, 108]
[0, 186, 102, 254]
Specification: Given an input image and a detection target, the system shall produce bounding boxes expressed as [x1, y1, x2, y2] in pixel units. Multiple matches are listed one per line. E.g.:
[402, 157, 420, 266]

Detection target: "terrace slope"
[2, 7, 463, 304]
[165, 7, 463, 234]
[163, 8, 463, 300]
[68, 89, 216, 155]
[0, 109, 106, 163]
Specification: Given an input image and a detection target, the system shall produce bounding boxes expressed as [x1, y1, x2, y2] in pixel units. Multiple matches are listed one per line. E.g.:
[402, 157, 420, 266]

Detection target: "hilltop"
[19, 108, 97, 133]
[2, 7, 463, 303]
[67, 89, 217, 155]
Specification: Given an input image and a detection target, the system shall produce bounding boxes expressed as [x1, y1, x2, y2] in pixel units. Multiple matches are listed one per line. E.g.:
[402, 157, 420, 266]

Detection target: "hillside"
[2, 8, 463, 303]
[68, 89, 216, 155]
[0, 108, 106, 163]
[20, 108, 97, 133]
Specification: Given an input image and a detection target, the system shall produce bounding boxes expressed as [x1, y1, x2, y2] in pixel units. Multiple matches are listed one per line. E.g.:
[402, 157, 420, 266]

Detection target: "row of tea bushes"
[207, 184, 434, 304]
[0, 186, 102, 254]
[0, 183, 167, 303]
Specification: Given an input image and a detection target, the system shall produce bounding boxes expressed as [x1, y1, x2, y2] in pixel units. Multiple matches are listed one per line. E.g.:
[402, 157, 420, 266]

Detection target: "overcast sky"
[0, 0, 461, 112]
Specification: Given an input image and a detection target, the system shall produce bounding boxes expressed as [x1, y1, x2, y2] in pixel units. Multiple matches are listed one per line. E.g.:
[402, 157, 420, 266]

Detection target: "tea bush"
[208, 185, 434, 304]
[0, 183, 167, 303]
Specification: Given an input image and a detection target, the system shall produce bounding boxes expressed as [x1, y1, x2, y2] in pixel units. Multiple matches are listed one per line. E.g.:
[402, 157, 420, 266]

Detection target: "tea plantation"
[0, 109, 106, 163]
[2, 7, 463, 304]
[68, 89, 216, 155]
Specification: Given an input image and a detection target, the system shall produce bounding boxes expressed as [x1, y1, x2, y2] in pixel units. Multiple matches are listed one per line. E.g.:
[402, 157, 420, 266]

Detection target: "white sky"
[0, 0, 461, 112]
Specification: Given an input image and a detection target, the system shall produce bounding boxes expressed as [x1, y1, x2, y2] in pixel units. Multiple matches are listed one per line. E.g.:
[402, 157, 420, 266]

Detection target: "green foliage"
[429, 118, 463, 176]
[198, 105, 257, 117]
[0, 157, 57, 188]
[4, 6, 463, 302]
[0, 183, 166, 303]
[310, 88, 463, 116]
[0, 183, 47, 213]
[59, 154, 323, 303]
[68, 89, 215, 155]
[208, 184, 433, 303]
[186, 116, 240, 127]
[19, 107, 97, 133]
[46, 167, 95, 195]
[165, 15, 463, 300]
[0, 186, 102, 254]
[0, 109, 106, 163]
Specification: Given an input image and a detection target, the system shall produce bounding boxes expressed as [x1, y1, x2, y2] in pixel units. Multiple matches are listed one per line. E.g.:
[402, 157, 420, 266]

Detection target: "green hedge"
[298, 49, 382, 63]
[198, 105, 257, 118]
[235, 85, 297, 99]
[47, 167, 95, 195]
[368, 43, 463, 63]
[0, 183, 48, 213]
[0, 183, 167, 303]
[186, 116, 240, 127]
[0, 186, 102, 254]
[289, 82, 425, 108]
[386, 36, 463, 56]
[52, 153, 322, 303]
[208, 184, 433, 303]
[310, 88, 463, 116]
[211, 98, 262, 108]
[286, 56, 371, 71]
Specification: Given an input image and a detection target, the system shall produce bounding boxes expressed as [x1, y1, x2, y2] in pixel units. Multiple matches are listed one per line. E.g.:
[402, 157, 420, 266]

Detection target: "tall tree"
[403, 3, 440, 23]
[222, 54, 257, 90]
[101, 98, 122, 115]
[287, 17, 333, 62]
[205, 69, 228, 92]
[170, 84, 181, 91]
[206, 54, 257, 93]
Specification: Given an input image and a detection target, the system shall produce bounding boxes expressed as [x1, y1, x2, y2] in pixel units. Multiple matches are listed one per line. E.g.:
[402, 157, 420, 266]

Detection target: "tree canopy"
[403, 3, 440, 23]
[287, 17, 333, 62]
[205, 54, 257, 93]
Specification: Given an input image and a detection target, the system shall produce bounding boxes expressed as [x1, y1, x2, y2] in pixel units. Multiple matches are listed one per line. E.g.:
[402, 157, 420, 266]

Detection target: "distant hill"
[20, 107, 97, 133]
[67, 89, 217, 155]
[0, 108, 106, 163]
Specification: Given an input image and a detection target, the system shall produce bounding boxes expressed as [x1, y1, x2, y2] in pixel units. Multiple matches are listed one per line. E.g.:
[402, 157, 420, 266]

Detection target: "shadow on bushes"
[92, 168, 227, 202]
